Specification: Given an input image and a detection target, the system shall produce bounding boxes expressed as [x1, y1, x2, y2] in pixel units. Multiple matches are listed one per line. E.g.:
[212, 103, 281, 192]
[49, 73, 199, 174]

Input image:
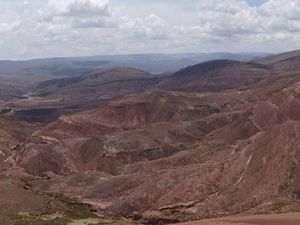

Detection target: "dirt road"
[170, 213, 300, 225]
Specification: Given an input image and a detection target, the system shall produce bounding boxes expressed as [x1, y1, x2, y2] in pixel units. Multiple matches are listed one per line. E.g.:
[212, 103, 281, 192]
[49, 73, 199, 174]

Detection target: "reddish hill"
[34, 67, 159, 101]
[13, 60, 274, 124]
[0, 82, 24, 101]
[14, 70, 300, 223]
[158, 60, 272, 92]
[6, 50, 300, 224]
[11, 67, 160, 123]
[256, 50, 300, 74]
[256, 50, 300, 65]
[16, 90, 239, 176]
[31, 60, 273, 109]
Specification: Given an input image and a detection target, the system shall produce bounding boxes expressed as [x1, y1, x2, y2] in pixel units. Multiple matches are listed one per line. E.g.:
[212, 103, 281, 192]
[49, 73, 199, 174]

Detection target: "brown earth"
[2, 50, 300, 224]
[171, 213, 300, 225]
[16, 72, 300, 222]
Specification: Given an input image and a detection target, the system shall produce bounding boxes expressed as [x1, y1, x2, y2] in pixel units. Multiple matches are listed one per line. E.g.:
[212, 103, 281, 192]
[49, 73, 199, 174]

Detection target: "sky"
[0, 0, 300, 59]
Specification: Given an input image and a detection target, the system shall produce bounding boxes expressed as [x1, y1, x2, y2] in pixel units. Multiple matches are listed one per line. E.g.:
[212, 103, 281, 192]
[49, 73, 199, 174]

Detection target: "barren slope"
[34, 67, 158, 102]
[256, 49, 300, 74]
[12, 69, 300, 223]
[4, 50, 300, 225]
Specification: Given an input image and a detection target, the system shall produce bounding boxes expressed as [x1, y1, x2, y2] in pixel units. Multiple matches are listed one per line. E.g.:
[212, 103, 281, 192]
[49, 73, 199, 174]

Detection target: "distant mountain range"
[0, 52, 268, 76]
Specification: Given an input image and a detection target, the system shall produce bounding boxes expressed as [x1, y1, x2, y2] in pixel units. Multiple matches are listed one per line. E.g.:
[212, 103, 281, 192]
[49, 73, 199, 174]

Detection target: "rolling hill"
[0, 52, 267, 77]
[158, 60, 272, 92]
[2, 49, 300, 225]
[31, 60, 273, 108]
[15, 62, 300, 223]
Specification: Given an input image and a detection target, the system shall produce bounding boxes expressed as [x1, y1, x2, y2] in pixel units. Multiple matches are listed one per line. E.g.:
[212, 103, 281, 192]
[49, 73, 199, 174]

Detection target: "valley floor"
[171, 212, 300, 225]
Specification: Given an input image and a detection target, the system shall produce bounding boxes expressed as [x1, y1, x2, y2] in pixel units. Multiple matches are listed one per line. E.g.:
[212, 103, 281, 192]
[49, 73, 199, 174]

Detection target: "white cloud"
[120, 14, 170, 40]
[0, 20, 20, 34]
[41, 0, 116, 29]
[48, 0, 110, 16]
[174, 0, 300, 47]
[0, 0, 300, 59]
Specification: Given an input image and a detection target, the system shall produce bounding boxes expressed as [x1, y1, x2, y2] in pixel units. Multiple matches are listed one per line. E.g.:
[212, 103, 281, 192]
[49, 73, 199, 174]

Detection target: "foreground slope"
[170, 213, 300, 225]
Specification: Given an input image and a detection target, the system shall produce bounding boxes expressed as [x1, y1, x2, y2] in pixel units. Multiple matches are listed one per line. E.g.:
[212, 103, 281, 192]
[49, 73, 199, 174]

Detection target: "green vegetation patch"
[141, 210, 199, 225]
[10, 212, 71, 225]
[9, 203, 134, 225]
